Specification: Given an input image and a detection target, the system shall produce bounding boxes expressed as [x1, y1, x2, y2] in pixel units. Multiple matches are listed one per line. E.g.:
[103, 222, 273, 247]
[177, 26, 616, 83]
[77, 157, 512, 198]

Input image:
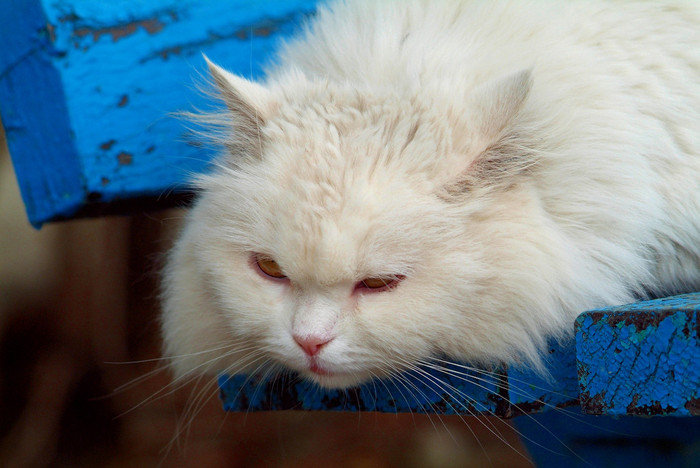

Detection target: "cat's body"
[162, 0, 700, 389]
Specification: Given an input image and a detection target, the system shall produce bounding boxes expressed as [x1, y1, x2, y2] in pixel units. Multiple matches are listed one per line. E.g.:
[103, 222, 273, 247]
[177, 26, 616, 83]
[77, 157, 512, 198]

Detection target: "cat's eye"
[357, 275, 404, 292]
[361, 277, 390, 289]
[255, 255, 287, 279]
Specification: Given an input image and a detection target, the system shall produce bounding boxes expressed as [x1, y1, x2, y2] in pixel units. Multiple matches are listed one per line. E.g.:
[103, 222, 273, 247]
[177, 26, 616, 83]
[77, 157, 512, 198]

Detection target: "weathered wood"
[576, 293, 700, 416]
[220, 293, 700, 419]
[218, 340, 579, 417]
[0, 0, 318, 227]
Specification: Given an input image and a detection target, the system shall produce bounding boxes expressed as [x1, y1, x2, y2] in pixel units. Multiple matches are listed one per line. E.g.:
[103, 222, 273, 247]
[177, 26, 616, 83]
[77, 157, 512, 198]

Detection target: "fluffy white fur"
[162, 0, 700, 388]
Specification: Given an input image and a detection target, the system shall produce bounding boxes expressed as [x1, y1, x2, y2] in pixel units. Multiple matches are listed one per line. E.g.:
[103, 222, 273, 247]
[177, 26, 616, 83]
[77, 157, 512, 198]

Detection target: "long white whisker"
[398, 359, 527, 464]
[424, 358, 606, 434]
[413, 358, 591, 463]
[118, 343, 258, 419]
[432, 358, 578, 401]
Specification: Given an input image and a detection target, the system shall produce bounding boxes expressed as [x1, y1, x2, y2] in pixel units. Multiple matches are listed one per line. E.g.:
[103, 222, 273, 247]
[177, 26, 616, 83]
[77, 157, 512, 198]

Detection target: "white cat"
[161, 0, 700, 390]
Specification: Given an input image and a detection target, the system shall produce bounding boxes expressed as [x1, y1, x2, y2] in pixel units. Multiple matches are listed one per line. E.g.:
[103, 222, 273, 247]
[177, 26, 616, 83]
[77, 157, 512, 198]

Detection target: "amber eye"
[361, 277, 390, 289]
[255, 255, 287, 279]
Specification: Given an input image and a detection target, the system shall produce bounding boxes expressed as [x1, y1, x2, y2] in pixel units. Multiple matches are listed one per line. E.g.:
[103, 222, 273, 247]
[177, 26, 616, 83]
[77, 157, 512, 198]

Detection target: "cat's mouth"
[309, 360, 332, 376]
[294, 359, 372, 389]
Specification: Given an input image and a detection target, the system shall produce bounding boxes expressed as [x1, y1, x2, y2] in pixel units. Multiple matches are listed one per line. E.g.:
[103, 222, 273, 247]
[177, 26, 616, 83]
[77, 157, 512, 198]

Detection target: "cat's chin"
[299, 368, 372, 390]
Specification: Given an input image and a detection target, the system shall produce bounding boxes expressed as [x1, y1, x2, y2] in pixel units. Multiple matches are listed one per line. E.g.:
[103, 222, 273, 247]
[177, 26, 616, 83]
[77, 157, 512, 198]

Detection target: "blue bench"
[2, 1, 698, 466]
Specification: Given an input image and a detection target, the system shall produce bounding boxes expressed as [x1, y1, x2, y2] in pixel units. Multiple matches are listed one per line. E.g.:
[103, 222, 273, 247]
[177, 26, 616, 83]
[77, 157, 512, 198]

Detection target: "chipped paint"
[73, 18, 164, 43]
[2, 0, 319, 225]
[577, 293, 700, 416]
[99, 139, 115, 150]
[219, 341, 578, 416]
[117, 152, 133, 165]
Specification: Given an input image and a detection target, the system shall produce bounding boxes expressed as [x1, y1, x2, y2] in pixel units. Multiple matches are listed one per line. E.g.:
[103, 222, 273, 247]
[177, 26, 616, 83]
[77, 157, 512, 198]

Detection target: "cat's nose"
[293, 334, 332, 357]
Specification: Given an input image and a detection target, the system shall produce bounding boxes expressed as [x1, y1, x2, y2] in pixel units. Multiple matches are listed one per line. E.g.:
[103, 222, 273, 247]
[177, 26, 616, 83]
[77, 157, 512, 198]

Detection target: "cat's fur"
[162, 0, 700, 389]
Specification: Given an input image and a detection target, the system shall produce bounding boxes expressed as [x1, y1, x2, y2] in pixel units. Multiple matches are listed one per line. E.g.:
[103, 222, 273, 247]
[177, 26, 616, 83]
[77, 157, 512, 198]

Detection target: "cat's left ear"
[204, 55, 272, 129]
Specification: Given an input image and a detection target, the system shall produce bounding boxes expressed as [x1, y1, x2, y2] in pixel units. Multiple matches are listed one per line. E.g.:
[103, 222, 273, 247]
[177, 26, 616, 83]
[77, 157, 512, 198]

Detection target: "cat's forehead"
[245, 147, 432, 282]
[212, 84, 454, 281]
[262, 157, 412, 281]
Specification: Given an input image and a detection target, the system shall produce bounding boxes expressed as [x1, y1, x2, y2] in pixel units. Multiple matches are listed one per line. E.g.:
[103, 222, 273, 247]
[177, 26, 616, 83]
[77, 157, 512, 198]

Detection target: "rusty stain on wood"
[117, 95, 129, 107]
[73, 18, 164, 43]
[157, 45, 182, 60]
[140, 12, 307, 64]
[99, 139, 116, 150]
[46, 22, 56, 43]
[685, 397, 700, 415]
[577, 296, 700, 416]
[117, 152, 133, 165]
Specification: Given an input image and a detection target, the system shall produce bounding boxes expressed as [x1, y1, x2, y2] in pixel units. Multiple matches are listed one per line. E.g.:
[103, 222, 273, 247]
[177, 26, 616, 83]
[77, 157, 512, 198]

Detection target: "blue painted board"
[218, 340, 578, 417]
[219, 294, 700, 419]
[576, 293, 700, 416]
[0, 0, 319, 226]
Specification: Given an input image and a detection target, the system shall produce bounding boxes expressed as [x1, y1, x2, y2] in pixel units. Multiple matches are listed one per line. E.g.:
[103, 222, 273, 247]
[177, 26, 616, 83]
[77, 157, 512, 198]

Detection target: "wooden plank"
[576, 293, 700, 416]
[220, 294, 700, 418]
[218, 340, 578, 417]
[0, 0, 318, 226]
[0, 0, 85, 226]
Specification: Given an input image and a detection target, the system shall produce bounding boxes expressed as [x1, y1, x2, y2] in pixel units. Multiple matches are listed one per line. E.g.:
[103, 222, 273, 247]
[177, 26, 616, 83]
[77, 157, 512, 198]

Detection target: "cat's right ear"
[204, 55, 271, 137]
[465, 68, 532, 149]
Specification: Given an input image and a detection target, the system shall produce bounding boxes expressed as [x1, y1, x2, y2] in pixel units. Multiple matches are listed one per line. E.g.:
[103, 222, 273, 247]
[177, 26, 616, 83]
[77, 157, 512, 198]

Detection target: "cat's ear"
[466, 69, 532, 147]
[204, 55, 271, 134]
[443, 69, 534, 195]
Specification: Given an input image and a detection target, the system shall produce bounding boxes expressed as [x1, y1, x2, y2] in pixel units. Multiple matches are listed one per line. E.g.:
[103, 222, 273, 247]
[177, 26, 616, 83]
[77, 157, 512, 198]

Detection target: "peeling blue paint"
[1, 0, 319, 226]
[577, 293, 700, 416]
[219, 294, 700, 421]
[218, 340, 578, 417]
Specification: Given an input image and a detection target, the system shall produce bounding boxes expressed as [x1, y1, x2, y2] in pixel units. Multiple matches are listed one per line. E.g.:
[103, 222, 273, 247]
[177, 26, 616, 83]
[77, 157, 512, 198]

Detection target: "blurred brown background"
[0, 123, 533, 467]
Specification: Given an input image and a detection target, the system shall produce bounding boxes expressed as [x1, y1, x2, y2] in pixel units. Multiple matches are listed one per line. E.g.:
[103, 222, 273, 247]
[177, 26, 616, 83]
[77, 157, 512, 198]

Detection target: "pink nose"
[293, 335, 332, 357]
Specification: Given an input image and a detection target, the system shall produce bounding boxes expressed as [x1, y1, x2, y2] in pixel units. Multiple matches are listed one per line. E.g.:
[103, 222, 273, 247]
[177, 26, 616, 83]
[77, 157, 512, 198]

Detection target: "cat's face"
[161, 60, 561, 388]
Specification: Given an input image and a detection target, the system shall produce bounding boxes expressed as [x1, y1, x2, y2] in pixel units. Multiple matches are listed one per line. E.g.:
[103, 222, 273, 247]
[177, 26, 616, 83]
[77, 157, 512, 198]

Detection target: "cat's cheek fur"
[162, 210, 280, 378]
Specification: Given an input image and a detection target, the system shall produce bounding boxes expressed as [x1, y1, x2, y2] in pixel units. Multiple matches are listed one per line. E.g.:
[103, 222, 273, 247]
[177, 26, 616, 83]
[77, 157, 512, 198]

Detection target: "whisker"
[162, 351, 272, 461]
[398, 359, 523, 464]
[432, 358, 578, 402]
[425, 358, 614, 436]
[413, 358, 591, 463]
[105, 341, 241, 366]
[116, 343, 258, 419]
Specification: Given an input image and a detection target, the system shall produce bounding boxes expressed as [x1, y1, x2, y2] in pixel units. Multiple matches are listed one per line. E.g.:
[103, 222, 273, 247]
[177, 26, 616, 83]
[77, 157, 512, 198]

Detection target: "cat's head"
[161, 58, 566, 389]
